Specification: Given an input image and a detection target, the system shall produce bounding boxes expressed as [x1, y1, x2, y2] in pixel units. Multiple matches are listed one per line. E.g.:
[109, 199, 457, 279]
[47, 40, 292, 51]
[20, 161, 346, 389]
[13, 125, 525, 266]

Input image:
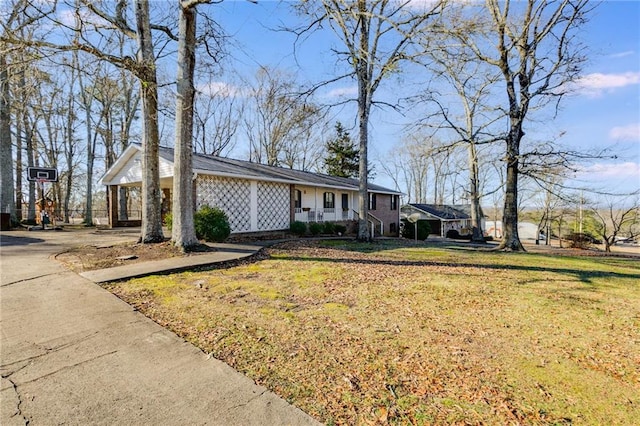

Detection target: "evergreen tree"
[324, 122, 359, 178]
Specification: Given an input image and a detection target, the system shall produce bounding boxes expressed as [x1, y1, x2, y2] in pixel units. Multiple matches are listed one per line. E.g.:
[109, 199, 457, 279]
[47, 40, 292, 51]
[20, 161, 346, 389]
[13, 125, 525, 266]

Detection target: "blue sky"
[209, 1, 640, 196]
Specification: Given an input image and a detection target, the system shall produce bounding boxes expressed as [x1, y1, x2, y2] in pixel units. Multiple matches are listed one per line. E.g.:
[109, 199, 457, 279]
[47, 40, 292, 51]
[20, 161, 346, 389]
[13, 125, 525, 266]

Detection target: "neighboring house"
[100, 144, 401, 237]
[401, 203, 485, 237]
[485, 221, 542, 241]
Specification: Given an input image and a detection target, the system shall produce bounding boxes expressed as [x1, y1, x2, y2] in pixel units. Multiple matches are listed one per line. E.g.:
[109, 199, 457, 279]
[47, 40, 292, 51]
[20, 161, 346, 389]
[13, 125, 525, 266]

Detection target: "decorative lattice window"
[257, 182, 290, 231]
[196, 176, 251, 232]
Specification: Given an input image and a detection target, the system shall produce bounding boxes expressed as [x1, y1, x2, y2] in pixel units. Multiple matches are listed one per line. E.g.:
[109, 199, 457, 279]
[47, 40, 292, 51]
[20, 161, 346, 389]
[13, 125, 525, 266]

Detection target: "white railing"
[294, 207, 353, 223]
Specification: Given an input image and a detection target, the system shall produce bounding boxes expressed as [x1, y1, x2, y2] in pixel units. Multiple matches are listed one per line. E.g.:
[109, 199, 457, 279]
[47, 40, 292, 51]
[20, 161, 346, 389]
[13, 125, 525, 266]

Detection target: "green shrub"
[323, 221, 336, 234]
[164, 212, 173, 231]
[309, 222, 323, 236]
[402, 220, 431, 240]
[194, 205, 231, 242]
[290, 221, 307, 236]
[334, 224, 347, 235]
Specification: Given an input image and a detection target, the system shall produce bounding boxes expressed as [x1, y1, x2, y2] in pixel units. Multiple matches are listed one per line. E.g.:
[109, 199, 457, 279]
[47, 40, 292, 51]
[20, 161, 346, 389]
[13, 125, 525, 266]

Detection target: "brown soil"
[55, 240, 217, 272]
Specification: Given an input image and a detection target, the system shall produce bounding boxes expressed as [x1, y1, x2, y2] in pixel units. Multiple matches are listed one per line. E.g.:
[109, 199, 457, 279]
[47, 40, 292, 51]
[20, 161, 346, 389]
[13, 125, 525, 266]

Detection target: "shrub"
[309, 222, 323, 236]
[194, 205, 231, 242]
[402, 220, 431, 240]
[565, 232, 599, 249]
[164, 212, 173, 231]
[446, 229, 460, 239]
[290, 221, 307, 236]
[334, 224, 347, 235]
[323, 221, 336, 234]
[446, 229, 472, 240]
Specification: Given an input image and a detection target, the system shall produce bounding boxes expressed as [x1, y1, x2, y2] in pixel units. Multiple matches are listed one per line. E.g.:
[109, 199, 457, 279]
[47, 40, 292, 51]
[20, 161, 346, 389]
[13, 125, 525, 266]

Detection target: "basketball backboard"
[27, 167, 58, 182]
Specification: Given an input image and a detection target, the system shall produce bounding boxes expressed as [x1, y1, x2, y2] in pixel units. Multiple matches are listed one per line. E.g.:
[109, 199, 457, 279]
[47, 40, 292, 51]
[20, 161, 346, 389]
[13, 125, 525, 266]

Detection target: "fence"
[11, 208, 142, 226]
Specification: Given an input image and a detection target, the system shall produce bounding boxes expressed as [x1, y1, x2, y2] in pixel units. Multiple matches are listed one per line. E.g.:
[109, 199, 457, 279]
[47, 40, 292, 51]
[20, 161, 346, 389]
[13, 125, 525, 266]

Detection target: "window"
[368, 193, 377, 210]
[294, 189, 301, 209]
[390, 195, 397, 211]
[323, 192, 335, 209]
[390, 222, 397, 234]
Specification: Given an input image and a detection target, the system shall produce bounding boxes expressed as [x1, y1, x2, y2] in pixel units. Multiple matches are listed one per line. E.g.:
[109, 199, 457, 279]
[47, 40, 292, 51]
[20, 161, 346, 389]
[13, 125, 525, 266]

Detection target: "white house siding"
[108, 151, 174, 186]
[294, 186, 356, 222]
[196, 175, 251, 232]
[257, 181, 290, 231]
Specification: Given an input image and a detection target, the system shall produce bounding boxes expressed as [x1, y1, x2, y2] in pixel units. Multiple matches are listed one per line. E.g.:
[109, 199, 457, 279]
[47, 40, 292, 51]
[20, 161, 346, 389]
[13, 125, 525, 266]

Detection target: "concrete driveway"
[1, 228, 319, 425]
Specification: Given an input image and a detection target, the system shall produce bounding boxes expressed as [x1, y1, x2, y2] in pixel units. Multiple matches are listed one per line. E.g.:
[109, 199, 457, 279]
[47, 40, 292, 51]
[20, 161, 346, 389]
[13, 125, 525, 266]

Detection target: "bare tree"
[133, 0, 165, 242]
[1, 0, 169, 241]
[452, 0, 592, 251]
[416, 13, 505, 242]
[0, 50, 14, 222]
[295, 0, 443, 241]
[590, 195, 640, 253]
[0, 0, 53, 224]
[244, 66, 322, 168]
[380, 135, 431, 204]
[171, 0, 200, 249]
[193, 84, 241, 157]
[172, 0, 234, 249]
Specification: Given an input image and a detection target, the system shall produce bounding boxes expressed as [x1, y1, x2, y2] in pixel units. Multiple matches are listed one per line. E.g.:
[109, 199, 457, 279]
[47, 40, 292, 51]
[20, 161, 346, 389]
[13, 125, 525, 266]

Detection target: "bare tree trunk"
[135, 0, 164, 243]
[172, 2, 198, 249]
[64, 89, 74, 223]
[356, 1, 370, 241]
[0, 54, 15, 222]
[501, 146, 524, 250]
[357, 94, 370, 241]
[468, 142, 485, 243]
[76, 53, 97, 227]
[25, 112, 36, 223]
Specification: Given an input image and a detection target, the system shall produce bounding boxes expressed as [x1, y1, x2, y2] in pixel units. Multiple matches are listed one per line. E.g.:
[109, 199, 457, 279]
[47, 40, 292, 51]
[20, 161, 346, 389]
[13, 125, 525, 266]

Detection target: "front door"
[341, 194, 349, 219]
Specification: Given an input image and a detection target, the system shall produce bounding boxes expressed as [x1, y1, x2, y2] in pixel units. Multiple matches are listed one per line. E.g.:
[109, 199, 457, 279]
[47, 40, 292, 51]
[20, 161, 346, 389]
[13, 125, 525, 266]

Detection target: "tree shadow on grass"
[273, 254, 640, 285]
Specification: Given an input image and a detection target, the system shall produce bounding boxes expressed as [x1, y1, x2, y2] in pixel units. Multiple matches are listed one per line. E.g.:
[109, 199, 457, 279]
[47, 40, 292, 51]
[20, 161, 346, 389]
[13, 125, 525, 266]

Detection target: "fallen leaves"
[104, 239, 640, 425]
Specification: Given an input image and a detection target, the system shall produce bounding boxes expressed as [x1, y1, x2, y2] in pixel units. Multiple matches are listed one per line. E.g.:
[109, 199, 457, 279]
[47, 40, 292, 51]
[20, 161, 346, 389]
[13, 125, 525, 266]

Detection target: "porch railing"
[294, 207, 353, 222]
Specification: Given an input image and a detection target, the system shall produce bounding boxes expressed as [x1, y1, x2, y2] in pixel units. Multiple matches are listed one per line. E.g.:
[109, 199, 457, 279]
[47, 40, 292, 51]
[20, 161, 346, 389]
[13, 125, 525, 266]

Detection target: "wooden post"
[108, 185, 118, 228]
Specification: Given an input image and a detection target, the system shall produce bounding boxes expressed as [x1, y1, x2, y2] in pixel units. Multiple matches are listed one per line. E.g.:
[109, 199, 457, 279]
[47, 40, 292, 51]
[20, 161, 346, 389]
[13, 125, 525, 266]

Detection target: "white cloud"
[576, 162, 640, 179]
[610, 50, 635, 59]
[57, 7, 109, 28]
[574, 72, 640, 97]
[324, 86, 358, 98]
[609, 123, 640, 142]
[197, 82, 242, 98]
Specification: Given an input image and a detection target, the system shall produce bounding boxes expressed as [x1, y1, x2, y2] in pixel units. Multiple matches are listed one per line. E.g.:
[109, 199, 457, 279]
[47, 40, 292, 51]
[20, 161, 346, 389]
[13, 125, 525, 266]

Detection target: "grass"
[104, 240, 640, 425]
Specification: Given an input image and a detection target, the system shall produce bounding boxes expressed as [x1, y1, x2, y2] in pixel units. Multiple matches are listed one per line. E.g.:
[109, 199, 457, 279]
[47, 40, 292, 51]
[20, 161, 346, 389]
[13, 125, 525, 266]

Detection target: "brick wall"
[369, 193, 400, 236]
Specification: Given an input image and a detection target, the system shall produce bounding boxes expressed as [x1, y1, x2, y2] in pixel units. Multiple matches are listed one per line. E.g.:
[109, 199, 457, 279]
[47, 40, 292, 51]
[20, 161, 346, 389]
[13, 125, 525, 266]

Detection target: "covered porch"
[292, 185, 357, 223]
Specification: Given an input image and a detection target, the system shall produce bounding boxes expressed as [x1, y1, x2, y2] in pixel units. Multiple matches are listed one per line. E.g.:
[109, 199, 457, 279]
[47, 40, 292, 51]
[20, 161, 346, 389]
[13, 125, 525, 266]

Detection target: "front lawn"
[105, 240, 640, 425]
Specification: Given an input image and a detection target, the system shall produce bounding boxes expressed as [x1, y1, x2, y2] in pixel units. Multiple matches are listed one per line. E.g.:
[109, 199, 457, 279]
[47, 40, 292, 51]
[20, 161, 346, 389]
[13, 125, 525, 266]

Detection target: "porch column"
[108, 185, 118, 228]
[290, 184, 296, 223]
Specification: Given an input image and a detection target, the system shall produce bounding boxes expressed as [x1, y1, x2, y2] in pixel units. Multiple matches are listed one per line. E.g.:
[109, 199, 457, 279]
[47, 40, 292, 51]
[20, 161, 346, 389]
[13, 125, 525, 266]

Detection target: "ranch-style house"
[101, 144, 402, 237]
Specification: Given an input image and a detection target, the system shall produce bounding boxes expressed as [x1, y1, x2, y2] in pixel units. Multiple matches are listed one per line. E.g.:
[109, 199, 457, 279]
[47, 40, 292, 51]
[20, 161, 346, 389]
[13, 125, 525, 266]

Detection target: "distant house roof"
[404, 204, 473, 221]
[102, 143, 401, 195]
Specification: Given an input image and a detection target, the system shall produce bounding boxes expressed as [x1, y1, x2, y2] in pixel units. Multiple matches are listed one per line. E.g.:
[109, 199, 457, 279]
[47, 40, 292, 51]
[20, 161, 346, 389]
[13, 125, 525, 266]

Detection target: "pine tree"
[324, 122, 359, 178]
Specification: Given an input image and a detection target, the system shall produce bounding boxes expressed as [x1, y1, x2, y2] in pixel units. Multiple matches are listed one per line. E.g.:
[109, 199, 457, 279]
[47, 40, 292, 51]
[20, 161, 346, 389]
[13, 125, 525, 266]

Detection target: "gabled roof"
[101, 143, 401, 195]
[405, 204, 472, 220]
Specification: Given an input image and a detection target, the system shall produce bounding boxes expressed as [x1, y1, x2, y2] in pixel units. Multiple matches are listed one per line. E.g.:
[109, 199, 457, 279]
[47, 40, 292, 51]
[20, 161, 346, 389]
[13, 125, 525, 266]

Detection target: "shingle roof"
[408, 204, 472, 220]
[157, 145, 400, 194]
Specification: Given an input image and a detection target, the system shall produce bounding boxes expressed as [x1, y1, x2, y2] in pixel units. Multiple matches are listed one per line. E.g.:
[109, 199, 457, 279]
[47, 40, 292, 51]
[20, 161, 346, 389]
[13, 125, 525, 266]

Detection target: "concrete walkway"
[0, 228, 319, 426]
[80, 242, 263, 283]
